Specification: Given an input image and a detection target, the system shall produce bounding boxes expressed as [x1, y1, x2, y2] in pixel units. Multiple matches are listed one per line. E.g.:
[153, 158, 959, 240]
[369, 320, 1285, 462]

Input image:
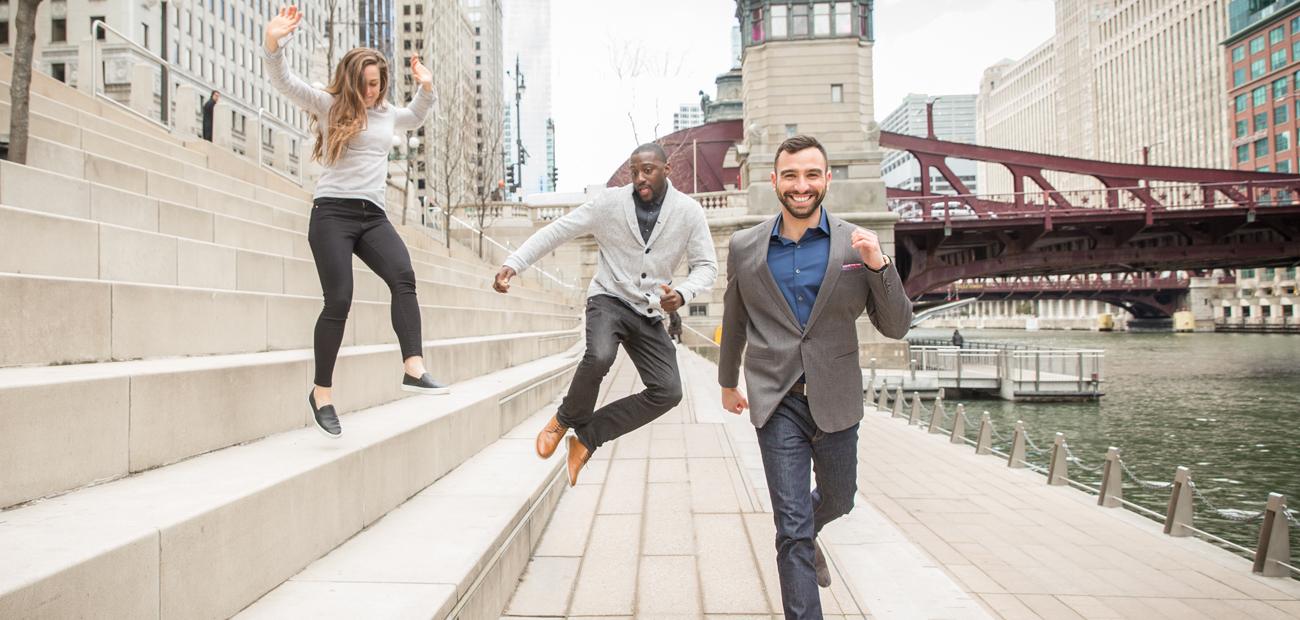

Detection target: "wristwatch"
[868, 254, 891, 273]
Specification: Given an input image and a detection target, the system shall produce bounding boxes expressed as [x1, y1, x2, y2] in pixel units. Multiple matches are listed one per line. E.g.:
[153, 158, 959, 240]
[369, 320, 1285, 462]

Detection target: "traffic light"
[506, 166, 516, 190]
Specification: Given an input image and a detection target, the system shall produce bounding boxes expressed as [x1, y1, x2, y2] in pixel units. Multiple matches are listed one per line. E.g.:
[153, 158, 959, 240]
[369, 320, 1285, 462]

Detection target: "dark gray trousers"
[557, 295, 682, 452]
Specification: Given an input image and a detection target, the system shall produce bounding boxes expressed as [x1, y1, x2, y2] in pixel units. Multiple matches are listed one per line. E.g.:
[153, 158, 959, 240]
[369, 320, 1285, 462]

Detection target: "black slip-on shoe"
[401, 373, 451, 395]
[308, 391, 342, 439]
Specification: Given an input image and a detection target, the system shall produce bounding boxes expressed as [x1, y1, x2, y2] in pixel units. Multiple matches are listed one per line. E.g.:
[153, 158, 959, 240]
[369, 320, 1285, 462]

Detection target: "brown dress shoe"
[535, 415, 568, 459]
[566, 435, 592, 487]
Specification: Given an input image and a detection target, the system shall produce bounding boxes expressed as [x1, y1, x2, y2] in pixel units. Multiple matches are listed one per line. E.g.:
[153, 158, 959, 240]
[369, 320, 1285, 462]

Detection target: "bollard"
[1097, 447, 1123, 508]
[937, 387, 946, 400]
[1008, 420, 1027, 468]
[869, 357, 877, 388]
[877, 384, 889, 411]
[1163, 466, 1195, 537]
[1047, 432, 1068, 486]
[1252, 493, 1292, 577]
[866, 380, 877, 406]
[910, 358, 917, 381]
[908, 393, 921, 424]
[976, 412, 993, 455]
[892, 386, 904, 418]
[928, 396, 945, 434]
[950, 403, 966, 444]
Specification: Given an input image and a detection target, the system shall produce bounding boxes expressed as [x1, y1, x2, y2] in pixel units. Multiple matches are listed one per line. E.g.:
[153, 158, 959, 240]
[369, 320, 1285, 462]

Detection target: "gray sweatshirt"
[263, 47, 434, 209]
[504, 183, 718, 320]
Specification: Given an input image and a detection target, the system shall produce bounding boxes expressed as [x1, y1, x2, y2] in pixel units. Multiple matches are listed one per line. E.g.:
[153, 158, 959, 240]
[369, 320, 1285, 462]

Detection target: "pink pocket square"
[840, 262, 866, 272]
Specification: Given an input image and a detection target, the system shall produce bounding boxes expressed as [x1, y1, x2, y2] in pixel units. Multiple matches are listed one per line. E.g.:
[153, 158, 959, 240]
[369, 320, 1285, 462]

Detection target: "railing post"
[891, 385, 904, 418]
[910, 357, 917, 382]
[1253, 493, 1292, 577]
[1047, 432, 1068, 486]
[866, 380, 877, 406]
[976, 412, 993, 455]
[1008, 420, 1027, 468]
[950, 403, 966, 444]
[877, 384, 889, 412]
[869, 357, 877, 387]
[956, 350, 963, 389]
[928, 396, 945, 434]
[1098, 447, 1123, 508]
[908, 392, 921, 424]
[1163, 466, 1195, 537]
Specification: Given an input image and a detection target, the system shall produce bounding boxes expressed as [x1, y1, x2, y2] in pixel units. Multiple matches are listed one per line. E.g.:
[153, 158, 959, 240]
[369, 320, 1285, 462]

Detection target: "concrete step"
[238, 405, 566, 620]
[0, 272, 581, 367]
[0, 204, 576, 316]
[0, 351, 578, 620]
[0, 328, 580, 510]
[0, 161, 572, 306]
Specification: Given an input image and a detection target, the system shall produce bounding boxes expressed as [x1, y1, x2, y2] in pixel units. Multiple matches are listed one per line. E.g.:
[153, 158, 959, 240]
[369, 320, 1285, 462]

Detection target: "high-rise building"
[673, 103, 704, 131]
[357, 0, 395, 65]
[465, 0, 506, 198]
[545, 117, 557, 191]
[502, 0, 552, 198]
[0, 0, 358, 140]
[977, 0, 1231, 195]
[880, 94, 978, 194]
[1224, 0, 1300, 174]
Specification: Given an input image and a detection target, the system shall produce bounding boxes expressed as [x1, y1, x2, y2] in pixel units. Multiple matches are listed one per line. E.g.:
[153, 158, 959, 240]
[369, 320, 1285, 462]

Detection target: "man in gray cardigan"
[494, 143, 718, 485]
[718, 135, 912, 618]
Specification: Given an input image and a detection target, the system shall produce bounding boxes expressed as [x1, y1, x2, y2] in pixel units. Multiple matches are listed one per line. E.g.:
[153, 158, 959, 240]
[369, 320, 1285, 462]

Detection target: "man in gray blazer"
[718, 135, 911, 619]
[495, 143, 717, 486]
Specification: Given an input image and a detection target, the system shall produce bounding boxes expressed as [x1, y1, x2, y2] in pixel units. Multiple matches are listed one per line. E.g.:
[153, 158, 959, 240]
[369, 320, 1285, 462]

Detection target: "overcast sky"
[546, 0, 1055, 193]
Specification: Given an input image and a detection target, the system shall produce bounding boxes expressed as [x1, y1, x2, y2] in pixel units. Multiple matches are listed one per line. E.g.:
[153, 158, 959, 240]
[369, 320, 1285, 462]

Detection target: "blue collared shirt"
[767, 209, 832, 330]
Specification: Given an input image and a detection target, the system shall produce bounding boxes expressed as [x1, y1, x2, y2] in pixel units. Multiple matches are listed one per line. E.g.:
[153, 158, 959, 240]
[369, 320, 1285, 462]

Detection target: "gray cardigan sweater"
[504, 183, 718, 319]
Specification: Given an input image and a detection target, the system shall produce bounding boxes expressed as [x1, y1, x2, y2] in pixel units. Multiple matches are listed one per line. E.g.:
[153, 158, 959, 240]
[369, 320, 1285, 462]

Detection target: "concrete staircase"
[0, 54, 584, 619]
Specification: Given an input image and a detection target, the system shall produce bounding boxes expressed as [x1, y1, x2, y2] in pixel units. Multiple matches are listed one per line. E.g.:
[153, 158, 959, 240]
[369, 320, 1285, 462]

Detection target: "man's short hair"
[631, 143, 668, 163]
[774, 135, 828, 170]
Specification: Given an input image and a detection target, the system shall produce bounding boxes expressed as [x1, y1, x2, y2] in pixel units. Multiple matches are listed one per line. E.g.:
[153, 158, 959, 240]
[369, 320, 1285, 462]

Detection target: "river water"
[694, 328, 1300, 571]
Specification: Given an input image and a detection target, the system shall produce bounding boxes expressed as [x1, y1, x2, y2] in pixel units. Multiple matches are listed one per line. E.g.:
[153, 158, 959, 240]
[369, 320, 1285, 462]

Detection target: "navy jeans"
[756, 393, 859, 619]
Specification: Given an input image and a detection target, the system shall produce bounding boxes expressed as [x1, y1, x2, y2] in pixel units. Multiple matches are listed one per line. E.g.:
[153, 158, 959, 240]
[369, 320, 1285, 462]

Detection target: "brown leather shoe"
[535, 415, 568, 459]
[565, 435, 592, 487]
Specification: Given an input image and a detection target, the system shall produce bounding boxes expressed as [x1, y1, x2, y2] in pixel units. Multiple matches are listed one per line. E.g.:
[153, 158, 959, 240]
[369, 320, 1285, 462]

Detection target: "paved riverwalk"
[503, 348, 1300, 619]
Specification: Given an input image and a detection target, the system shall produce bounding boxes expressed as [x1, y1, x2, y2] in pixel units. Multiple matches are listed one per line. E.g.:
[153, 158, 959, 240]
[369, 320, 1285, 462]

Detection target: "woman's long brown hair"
[311, 47, 389, 165]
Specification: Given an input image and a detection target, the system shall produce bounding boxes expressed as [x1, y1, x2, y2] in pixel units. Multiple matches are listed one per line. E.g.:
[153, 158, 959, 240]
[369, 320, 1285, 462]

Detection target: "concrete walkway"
[503, 350, 871, 619]
[504, 348, 1300, 619]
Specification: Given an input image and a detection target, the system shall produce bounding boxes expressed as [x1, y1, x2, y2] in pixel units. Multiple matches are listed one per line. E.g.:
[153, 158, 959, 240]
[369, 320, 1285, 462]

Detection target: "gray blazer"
[504, 182, 717, 320]
[718, 213, 912, 432]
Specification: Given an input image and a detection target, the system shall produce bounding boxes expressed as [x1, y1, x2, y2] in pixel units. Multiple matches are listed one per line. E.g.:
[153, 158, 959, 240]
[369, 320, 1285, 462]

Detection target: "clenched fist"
[850, 227, 889, 271]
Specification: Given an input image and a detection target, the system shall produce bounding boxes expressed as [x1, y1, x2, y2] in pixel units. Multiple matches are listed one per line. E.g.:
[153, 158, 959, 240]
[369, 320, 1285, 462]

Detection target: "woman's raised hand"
[265, 6, 303, 54]
[410, 54, 433, 91]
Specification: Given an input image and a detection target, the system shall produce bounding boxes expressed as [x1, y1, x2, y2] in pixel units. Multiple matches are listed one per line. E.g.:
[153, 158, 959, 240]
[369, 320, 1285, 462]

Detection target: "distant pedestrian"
[668, 310, 683, 344]
[201, 90, 220, 141]
[952, 328, 964, 348]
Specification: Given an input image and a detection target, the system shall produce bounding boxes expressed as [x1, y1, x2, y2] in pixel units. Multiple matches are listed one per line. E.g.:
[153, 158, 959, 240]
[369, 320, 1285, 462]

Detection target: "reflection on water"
[693, 329, 1300, 568]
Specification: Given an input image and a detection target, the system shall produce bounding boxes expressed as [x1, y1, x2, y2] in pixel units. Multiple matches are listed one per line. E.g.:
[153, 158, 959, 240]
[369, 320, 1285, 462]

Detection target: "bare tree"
[605, 36, 687, 145]
[433, 79, 470, 249]
[8, 0, 45, 165]
[467, 117, 506, 258]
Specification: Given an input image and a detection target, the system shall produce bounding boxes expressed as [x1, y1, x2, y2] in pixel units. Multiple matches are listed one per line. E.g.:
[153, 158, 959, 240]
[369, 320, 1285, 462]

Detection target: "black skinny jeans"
[308, 197, 422, 387]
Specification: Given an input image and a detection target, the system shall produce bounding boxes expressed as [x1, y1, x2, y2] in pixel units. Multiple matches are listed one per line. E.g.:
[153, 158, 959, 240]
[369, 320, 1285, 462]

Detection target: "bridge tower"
[734, 1, 887, 217]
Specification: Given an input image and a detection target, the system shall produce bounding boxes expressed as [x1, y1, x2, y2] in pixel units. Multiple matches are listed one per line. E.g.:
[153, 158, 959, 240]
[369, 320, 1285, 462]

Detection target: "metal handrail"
[90, 21, 308, 183]
[444, 211, 577, 290]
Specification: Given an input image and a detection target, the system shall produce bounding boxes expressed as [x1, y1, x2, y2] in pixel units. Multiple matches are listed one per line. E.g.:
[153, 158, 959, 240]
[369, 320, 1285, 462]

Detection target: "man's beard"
[778, 188, 825, 219]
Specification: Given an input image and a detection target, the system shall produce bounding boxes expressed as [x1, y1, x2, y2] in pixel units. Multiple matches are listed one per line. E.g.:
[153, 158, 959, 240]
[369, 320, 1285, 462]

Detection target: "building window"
[1234, 68, 1246, 86]
[402, 5, 409, 14]
[51, 62, 66, 82]
[1252, 58, 1267, 79]
[1273, 49, 1288, 70]
[51, 18, 66, 43]
[1238, 144, 1250, 163]
[831, 165, 848, 178]
[792, 5, 809, 36]
[814, 4, 830, 35]
[0, 21, 8, 46]
[404, 40, 410, 50]
[830, 83, 843, 103]
[91, 16, 106, 40]
[1279, 160, 1293, 173]
[1256, 111, 1268, 132]
[1251, 36, 1265, 54]
[860, 4, 871, 39]
[689, 304, 708, 317]
[1278, 130, 1290, 151]
[1254, 85, 1268, 106]
[1256, 138, 1269, 157]
[750, 8, 764, 43]
[1293, 15, 1300, 33]
[770, 5, 786, 38]
[785, 124, 798, 138]
[1234, 45, 1246, 62]
[1276, 76, 1291, 99]
[1294, 41, 1300, 65]
[834, 2, 851, 35]
[1277, 105, 1289, 125]
[1271, 25, 1285, 45]
[1237, 119, 1249, 138]
[1237, 94, 1249, 112]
